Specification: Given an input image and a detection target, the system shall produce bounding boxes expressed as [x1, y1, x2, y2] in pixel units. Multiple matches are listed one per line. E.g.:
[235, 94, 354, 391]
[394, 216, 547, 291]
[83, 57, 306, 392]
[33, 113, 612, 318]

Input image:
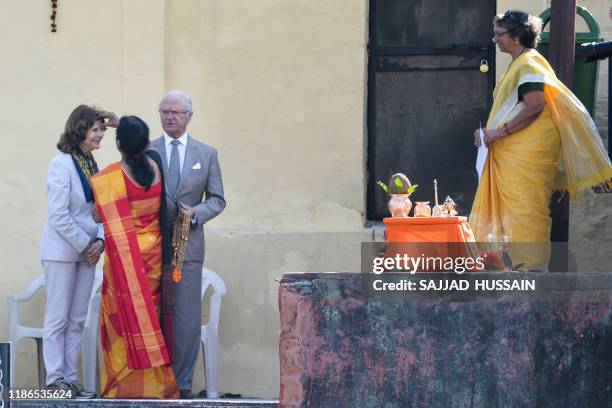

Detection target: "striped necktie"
[168, 139, 181, 195]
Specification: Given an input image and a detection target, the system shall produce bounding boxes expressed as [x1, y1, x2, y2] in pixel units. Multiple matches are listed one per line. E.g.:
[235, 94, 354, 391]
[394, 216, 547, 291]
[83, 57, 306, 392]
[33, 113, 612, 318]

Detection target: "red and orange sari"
[91, 161, 178, 399]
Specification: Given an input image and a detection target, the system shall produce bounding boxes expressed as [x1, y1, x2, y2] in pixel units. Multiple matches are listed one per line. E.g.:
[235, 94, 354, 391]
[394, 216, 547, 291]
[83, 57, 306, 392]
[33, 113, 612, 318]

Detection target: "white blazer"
[40, 152, 104, 262]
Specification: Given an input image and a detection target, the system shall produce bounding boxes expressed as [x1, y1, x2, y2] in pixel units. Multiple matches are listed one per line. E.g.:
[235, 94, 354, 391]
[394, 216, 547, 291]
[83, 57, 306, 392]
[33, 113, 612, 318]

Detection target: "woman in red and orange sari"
[91, 116, 179, 398]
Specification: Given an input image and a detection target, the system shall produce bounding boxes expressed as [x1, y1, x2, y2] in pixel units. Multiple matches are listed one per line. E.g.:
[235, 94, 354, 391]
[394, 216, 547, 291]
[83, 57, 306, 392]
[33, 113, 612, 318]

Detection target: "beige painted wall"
[0, 0, 170, 392]
[161, 0, 369, 396]
[0, 0, 610, 399]
[0, 0, 368, 398]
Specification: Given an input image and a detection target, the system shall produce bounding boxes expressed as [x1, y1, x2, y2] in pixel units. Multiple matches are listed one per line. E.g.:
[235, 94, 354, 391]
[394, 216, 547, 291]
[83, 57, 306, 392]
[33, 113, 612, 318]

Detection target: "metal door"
[367, 0, 496, 221]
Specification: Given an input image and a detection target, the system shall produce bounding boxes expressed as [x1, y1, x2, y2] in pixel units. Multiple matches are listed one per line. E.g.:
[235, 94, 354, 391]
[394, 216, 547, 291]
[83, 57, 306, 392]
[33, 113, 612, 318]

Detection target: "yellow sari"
[470, 50, 612, 267]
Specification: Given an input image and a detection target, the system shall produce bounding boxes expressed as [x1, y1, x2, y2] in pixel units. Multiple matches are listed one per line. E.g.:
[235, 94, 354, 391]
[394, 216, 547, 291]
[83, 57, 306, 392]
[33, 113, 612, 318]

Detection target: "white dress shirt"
[163, 132, 198, 224]
[163, 132, 188, 172]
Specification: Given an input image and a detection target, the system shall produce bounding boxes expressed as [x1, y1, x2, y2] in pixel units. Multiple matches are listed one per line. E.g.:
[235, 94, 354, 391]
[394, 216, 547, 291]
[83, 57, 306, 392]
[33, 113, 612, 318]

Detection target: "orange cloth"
[383, 217, 479, 272]
[384, 216, 476, 243]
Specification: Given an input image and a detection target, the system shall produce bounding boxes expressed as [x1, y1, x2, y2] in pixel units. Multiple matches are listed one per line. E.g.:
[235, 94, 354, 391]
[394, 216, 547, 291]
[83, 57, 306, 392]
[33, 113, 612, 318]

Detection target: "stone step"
[11, 398, 279, 408]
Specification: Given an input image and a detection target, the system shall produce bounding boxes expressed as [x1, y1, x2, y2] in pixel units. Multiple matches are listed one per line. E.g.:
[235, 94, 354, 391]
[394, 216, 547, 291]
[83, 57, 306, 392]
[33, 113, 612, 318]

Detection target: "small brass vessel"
[414, 201, 432, 217]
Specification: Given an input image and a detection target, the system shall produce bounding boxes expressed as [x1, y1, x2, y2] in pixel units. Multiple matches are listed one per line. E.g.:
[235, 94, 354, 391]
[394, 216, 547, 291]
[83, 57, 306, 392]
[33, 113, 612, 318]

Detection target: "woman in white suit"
[40, 105, 116, 397]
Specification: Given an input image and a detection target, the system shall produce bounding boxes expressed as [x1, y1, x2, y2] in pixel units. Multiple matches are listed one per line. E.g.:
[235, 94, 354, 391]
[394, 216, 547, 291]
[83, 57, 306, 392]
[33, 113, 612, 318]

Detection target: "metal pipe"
[550, 0, 578, 86]
[548, 0, 576, 271]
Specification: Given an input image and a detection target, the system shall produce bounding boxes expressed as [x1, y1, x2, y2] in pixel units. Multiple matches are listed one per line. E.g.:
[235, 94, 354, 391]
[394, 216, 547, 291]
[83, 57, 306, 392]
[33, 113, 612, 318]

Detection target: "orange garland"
[171, 207, 191, 283]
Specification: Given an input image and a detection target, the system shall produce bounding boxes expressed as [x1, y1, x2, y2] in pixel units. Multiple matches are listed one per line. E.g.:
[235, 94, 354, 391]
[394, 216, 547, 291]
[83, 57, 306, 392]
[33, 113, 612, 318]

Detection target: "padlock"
[479, 59, 489, 73]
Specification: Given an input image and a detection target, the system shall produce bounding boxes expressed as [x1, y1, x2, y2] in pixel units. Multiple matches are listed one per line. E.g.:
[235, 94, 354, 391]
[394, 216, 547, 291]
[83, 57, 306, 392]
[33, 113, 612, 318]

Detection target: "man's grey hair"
[160, 90, 193, 112]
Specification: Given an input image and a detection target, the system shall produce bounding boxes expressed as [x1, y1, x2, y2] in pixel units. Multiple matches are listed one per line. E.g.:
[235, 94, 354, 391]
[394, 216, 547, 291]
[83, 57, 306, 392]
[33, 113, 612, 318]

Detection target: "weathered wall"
[279, 273, 612, 407]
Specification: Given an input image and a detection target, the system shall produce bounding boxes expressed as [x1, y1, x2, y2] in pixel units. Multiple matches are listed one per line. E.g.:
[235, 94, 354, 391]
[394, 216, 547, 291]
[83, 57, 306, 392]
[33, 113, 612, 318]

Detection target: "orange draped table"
[384, 216, 475, 243]
[383, 216, 480, 272]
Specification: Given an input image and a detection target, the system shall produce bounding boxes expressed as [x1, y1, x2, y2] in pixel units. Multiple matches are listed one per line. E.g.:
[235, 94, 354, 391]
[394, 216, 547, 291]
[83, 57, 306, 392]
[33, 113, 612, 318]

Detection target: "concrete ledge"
[279, 272, 612, 407]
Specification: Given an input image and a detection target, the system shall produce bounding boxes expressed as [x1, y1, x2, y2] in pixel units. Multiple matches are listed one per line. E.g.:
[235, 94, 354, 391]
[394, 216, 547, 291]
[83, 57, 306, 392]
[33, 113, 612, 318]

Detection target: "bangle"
[96, 238, 105, 252]
[503, 123, 511, 135]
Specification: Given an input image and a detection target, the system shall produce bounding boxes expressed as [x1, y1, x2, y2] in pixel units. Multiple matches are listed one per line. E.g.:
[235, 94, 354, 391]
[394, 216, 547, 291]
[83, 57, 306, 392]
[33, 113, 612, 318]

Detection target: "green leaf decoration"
[377, 181, 389, 194]
[394, 177, 404, 190]
[406, 184, 418, 195]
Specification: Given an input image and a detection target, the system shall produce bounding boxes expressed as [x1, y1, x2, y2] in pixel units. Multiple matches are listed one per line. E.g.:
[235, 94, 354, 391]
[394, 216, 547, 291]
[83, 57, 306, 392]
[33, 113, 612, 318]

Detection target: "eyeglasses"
[159, 109, 190, 118]
[493, 30, 510, 39]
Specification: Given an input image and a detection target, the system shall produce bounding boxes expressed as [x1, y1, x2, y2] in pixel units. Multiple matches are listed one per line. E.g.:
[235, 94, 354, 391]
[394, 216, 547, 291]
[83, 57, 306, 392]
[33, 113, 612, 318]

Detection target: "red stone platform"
[279, 272, 612, 407]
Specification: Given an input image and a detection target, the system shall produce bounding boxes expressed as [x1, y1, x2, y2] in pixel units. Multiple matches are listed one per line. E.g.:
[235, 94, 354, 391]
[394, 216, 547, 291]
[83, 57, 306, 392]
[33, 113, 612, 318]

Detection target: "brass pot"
[388, 194, 412, 218]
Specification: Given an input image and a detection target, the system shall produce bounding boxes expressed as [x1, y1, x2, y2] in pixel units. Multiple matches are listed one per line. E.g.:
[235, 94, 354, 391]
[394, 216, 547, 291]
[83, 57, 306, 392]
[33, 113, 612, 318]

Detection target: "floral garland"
[51, 0, 58, 32]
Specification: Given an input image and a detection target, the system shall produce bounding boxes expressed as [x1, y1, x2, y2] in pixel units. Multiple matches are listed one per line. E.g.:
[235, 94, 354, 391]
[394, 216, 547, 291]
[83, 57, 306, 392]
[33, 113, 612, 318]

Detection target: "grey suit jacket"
[152, 135, 225, 262]
[40, 152, 104, 262]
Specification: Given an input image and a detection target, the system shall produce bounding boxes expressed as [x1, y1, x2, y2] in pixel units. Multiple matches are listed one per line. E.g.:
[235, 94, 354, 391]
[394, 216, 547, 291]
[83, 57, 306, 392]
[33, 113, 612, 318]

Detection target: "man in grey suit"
[152, 90, 225, 398]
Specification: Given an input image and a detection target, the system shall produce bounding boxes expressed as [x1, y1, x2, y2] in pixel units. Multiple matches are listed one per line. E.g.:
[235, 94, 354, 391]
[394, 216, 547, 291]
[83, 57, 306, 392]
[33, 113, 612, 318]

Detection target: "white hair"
[160, 90, 193, 112]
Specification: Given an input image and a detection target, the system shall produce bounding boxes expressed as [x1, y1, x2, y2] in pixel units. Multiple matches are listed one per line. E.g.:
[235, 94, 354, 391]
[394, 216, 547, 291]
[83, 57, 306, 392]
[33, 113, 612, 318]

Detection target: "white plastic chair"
[7, 268, 103, 389]
[200, 267, 226, 398]
[81, 267, 103, 393]
[8, 275, 46, 387]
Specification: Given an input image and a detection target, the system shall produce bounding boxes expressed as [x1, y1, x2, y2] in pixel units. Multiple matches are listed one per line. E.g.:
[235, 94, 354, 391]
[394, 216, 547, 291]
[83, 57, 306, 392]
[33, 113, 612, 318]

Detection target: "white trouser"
[42, 260, 95, 385]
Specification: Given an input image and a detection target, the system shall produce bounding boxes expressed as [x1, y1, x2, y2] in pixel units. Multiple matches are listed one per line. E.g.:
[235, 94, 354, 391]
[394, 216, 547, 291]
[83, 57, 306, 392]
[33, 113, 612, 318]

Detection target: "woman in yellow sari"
[470, 10, 612, 268]
[91, 116, 178, 398]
